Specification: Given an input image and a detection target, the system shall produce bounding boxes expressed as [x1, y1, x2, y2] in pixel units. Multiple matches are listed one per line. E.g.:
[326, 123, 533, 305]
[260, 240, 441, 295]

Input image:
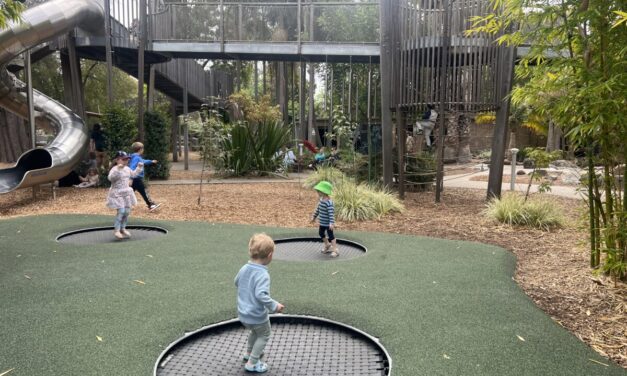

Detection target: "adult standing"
[90, 123, 108, 170]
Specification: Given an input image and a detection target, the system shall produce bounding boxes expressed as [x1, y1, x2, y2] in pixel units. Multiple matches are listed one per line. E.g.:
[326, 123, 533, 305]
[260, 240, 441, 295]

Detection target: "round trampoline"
[154, 315, 391, 376]
[56, 225, 167, 245]
[273, 237, 367, 261]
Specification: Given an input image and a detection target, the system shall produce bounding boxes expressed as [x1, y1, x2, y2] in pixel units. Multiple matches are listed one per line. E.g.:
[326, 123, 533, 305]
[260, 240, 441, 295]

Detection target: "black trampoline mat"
[273, 238, 367, 261]
[155, 315, 390, 376]
[56, 225, 167, 245]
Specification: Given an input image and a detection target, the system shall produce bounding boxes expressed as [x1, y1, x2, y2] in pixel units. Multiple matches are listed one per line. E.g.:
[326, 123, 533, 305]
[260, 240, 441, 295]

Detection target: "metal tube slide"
[0, 0, 104, 193]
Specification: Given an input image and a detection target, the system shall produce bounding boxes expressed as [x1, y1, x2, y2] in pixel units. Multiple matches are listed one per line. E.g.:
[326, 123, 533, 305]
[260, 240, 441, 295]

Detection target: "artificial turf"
[0, 214, 625, 376]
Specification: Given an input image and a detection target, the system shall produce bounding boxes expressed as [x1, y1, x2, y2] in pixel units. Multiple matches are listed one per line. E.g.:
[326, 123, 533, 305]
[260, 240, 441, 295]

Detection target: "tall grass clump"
[485, 192, 564, 230]
[305, 168, 404, 221]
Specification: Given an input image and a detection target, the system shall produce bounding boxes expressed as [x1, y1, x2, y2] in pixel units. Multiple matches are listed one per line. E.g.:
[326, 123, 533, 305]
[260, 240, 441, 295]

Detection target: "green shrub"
[102, 105, 136, 161]
[485, 192, 564, 230]
[222, 120, 291, 175]
[144, 111, 170, 179]
[305, 168, 404, 221]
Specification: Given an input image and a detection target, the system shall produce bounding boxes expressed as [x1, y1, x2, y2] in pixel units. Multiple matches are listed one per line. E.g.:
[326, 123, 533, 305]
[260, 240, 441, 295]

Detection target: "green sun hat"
[314, 180, 333, 196]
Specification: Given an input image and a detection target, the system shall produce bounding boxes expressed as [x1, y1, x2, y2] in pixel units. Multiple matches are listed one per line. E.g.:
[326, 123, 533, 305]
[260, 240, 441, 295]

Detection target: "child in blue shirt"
[235, 233, 285, 373]
[311, 181, 339, 258]
[129, 142, 161, 211]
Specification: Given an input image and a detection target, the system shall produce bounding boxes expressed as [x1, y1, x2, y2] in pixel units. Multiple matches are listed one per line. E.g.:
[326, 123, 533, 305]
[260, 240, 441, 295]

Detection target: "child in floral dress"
[106, 151, 143, 239]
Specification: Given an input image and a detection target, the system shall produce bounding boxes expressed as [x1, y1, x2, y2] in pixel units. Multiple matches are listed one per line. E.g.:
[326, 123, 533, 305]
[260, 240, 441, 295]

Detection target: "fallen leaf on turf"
[96, 336, 103, 342]
[24, 275, 31, 280]
[588, 359, 609, 367]
[0, 369, 15, 376]
[443, 354, 450, 359]
[331, 271, 338, 276]
[517, 335, 525, 342]
[133, 280, 145, 285]
[146, 255, 153, 258]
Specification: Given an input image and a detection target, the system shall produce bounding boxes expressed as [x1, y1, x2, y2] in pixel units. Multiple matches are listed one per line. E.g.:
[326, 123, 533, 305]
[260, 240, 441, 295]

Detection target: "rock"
[550, 159, 578, 169]
[561, 170, 583, 185]
[523, 158, 535, 169]
[517, 170, 526, 175]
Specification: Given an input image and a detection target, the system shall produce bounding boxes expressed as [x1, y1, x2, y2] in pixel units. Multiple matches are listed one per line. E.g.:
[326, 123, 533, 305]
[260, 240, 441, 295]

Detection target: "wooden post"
[487, 45, 516, 199]
[379, 0, 394, 186]
[104, 0, 113, 104]
[435, 0, 451, 203]
[137, 0, 147, 142]
[24, 50, 35, 149]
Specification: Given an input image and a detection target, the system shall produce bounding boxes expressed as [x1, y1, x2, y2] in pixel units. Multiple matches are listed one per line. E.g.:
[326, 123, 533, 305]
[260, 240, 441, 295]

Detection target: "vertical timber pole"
[147, 65, 156, 111]
[308, 62, 315, 144]
[104, 0, 113, 104]
[435, 0, 451, 203]
[487, 44, 516, 199]
[299, 62, 306, 141]
[397, 107, 405, 199]
[137, 0, 147, 142]
[183, 66, 189, 171]
[24, 51, 35, 149]
[379, 0, 394, 186]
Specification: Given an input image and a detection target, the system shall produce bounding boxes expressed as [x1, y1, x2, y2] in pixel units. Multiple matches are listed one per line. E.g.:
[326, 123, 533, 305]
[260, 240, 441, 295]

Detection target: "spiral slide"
[0, 0, 104, 193]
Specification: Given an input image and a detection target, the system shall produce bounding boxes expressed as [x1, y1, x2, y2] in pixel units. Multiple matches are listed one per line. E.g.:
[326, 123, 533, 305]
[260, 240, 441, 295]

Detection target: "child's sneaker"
[330, 247, 339, 258]
[149, 203, 161, 212]
[121, 229, 132, 238]
[113, 231, 124, 240]
[244, 361, 268, 373]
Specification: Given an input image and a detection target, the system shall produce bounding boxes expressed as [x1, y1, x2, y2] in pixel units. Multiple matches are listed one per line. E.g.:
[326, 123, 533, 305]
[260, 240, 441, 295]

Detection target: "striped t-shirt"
[313, 198, 335, 226]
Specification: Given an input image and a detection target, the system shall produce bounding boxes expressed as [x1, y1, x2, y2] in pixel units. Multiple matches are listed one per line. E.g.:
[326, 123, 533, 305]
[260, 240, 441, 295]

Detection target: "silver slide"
[0, 0, 104, 193]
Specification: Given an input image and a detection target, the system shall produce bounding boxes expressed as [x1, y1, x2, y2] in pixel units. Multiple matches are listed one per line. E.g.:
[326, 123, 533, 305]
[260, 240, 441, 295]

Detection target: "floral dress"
[106, 166, 140, 209]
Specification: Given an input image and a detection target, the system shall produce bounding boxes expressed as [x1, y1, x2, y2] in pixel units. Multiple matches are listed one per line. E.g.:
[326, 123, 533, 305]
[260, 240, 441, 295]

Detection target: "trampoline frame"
[55, 225, 168, 243]
[153, 314, 392, 376]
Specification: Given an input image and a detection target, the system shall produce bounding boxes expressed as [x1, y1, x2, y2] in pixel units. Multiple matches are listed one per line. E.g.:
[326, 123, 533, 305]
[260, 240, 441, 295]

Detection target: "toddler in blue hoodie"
[235, 233, 284, 373]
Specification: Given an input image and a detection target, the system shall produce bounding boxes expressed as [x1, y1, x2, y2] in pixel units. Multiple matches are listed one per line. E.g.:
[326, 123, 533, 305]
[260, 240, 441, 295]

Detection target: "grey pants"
[243, 321, 271, 363]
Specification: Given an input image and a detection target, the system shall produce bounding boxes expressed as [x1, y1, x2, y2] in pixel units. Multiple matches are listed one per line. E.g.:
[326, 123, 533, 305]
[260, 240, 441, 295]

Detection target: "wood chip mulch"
[0, 182, 625, 368]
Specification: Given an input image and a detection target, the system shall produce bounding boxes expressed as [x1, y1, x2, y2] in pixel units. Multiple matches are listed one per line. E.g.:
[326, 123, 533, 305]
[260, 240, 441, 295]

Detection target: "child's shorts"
[318, 226, 335, 241]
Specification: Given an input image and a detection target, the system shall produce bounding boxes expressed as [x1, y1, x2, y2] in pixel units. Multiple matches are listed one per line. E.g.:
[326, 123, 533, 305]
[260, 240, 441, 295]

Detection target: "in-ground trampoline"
[154, 315, 391, 376]
[273, 237, 367, 261]
[56, 225, 167, 245]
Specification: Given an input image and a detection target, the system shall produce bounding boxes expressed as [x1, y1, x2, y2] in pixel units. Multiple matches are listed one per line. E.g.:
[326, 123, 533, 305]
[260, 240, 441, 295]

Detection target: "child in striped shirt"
[311, 181, 339, 258]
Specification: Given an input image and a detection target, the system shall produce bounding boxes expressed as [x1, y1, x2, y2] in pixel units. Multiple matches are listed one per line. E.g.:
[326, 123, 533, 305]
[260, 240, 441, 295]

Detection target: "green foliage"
[143, 111, 170, 179]
[82, 61, 137, 112]
[304, 167, 404, 221]
[0, 0, 23, 29]
[222, 120, 291, 175]
[102, 105, 136, 160]
[523, 148, 562, 168]
[468, 0, 626, 275]
[198, 107, 231, 173]
[486, 192, 564, 230]
[404, 152, 436, 192]
[327, 106, 358, 150]
[228, 92, 281, 125]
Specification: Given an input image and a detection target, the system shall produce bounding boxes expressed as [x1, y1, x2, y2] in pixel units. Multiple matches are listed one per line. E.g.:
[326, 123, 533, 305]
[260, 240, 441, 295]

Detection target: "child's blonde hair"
[248, 233, 275, 260]
[131, 142, 144, 152]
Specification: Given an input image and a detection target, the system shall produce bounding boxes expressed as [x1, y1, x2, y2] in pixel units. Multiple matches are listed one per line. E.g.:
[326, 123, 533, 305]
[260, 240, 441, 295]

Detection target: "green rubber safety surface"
[0, 215, 625, 376]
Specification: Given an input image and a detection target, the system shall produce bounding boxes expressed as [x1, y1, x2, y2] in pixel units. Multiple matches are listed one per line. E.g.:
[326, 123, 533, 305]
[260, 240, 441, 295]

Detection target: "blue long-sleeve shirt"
[235, 262, 278, 325]
[129, 153, 154, 178]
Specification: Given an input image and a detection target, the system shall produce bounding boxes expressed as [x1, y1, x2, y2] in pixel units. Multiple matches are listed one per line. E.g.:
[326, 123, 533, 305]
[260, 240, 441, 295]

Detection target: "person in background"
[90, 123, 108, 170]
[74, 168, 99, 188]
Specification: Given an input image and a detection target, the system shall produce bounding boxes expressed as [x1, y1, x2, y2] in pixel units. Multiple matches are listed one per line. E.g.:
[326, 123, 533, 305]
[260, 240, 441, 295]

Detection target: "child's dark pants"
[319, 226, 335, 241]
[131, 178, 154, 208]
